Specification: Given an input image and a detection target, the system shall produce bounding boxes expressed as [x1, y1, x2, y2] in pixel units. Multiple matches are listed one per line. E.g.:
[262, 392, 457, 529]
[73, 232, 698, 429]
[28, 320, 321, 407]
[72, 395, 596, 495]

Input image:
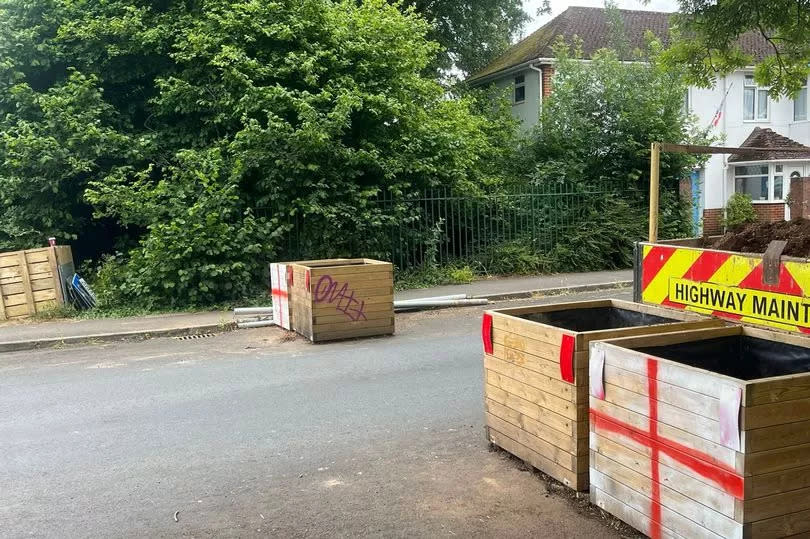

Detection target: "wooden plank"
[0, 265, 22, 280]
[312, 271, 392, 285]
[4, 303, 33, 318]
[590, 431, 736, 518]
[490, 344, 588, 386]
[592, 451, 741, 538]
[603, 362, 720, 419]
[313, 317, 394, 331]
[47, 246, 63, 305]
[745, 442, 810, 476]
[590, 397, 741, 471]
[485, 397, 580, 455]
[493, 329, 589, 370]
[491, 313, 569, 347]
[485, 412, 578, 472]
[485, 383, 578, 437]
[582, 319, 723, 347]
[744, 419, 810, 453]
[485, 370, 586, 422]
[312, 300, 392, 314]
[26, 261, 52, 276]
[0, 280, 5, 320]
[601, 381, 724, 447]
[313, 310, 393, 325]
[746, 463, 810, 499]
[743, 397, 810, 430]
[590, 468, 729, 539]
[488, 426, 586, 490]
[312, 324, 394, 342]
[746, 373, 810, 406]
[17, 252, 35, 315]
[590, 486, 682, 539]
[601, 344, 744, 400]
[747, 507, 810, 538]
[484, 355, 585, 402]
[743, 485, 810, 523]
[599, 326, 742, 351]
[1, 278, 56, 296]
[309, 263, 393, 277]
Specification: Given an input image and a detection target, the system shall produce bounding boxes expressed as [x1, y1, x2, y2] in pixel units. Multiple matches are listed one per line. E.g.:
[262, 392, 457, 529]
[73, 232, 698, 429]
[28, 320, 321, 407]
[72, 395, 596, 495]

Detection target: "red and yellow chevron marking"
[641, 244, 810, 333]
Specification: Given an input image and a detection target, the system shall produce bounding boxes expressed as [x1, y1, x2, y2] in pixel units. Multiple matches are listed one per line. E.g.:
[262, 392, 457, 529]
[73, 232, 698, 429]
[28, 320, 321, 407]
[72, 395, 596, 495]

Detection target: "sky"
[523, 0, 680, 34]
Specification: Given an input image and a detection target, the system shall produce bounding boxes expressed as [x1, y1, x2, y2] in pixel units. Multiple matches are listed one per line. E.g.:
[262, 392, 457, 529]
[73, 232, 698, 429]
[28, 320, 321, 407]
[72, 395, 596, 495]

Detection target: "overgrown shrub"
[722, 193, 757, 230]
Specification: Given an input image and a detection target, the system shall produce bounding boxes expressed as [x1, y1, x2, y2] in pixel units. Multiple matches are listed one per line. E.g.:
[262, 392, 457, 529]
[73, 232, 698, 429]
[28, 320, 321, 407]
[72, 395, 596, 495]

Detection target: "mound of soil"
[711, 219, 810, 257]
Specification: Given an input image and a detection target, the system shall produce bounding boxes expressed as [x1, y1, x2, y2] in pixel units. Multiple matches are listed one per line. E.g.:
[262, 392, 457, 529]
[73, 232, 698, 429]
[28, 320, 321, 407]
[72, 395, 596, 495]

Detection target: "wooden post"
[17, 251, 35, 315]
[649, 142, 661, 243]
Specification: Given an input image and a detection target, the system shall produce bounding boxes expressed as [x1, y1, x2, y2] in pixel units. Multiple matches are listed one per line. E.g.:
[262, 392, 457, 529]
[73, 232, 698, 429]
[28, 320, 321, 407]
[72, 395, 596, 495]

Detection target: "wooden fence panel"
[0, 246, 72, 320]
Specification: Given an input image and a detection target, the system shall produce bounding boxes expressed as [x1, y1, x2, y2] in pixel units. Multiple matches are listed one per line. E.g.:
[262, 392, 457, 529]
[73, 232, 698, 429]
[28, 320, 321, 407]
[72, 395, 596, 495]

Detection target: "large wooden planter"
[590, 325, 810, 538]
[0, 246, 73, 320]
[275, 258, 394, 342]
[481, 299, 722, 491]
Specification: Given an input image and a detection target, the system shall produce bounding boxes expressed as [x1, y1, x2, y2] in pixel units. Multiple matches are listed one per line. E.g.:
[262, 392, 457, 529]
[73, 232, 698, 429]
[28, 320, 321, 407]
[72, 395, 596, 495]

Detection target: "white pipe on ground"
[395, 294, 469, 304]
[236, 319, 276, 329]
[394, 299, 488, 309]
[234, 307, 274, 315]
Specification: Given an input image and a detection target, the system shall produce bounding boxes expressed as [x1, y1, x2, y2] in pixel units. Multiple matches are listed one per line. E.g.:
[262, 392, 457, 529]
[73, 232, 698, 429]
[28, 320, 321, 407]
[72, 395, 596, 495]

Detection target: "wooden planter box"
[590, 325, 810, 538]
[481, 299, 722, 491]
[279, 258, 394, 342]
[0, 246, 73, 320]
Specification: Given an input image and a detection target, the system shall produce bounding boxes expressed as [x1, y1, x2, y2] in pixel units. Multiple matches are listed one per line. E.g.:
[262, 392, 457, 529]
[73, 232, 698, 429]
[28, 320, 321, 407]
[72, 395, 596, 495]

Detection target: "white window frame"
[794, 82, 808, 122]
[743, 74, 769, 122]
[513, 74, 526, 105]
[733, 162, 788, 202]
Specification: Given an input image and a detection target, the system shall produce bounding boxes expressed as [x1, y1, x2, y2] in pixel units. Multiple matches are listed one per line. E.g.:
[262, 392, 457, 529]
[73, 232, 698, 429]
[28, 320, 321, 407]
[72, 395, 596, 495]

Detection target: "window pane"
[735, 165, 769, 175]
[735, 176, 769, 200]
[757, 89, 769, 119]
[745, 75, 755, 86]
[514, 85, 525, 103]
[514, 75, 525, 84]
[795, 87, 808, 121]
[774, 176, 784, 199]
[776, 164, 783, 172]
[744, 87, 755, 120]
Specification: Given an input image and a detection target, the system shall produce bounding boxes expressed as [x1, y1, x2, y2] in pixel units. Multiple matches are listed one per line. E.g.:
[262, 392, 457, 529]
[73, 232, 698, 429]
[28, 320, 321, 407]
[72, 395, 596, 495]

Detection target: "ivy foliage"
[0, 0, 516, 307]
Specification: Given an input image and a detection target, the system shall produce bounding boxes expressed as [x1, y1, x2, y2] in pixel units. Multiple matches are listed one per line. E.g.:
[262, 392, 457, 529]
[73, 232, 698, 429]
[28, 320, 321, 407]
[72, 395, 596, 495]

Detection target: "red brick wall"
[752, 203, 785, 223]
[541, 66, 554, 98]
[789, 177, 810, 219]
[703, 209, 723, 236]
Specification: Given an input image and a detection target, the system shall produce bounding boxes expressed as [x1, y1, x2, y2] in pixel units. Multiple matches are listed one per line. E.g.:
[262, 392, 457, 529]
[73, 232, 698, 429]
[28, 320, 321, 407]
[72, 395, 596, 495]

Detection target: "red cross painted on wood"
[590, 358, 744, 539]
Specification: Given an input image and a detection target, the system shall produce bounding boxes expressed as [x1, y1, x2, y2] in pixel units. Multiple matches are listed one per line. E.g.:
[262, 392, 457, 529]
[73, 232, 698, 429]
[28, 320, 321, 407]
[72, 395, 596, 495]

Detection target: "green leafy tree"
[519, 38, 711, 243]
[0, 0, 516, 307]
[663, 0, 810, 97]
[404, 0, 532, 75]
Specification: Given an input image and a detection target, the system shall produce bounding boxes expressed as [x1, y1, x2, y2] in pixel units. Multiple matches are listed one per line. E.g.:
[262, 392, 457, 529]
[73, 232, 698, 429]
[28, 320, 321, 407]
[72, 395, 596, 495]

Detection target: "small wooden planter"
[481, 299, 722, 491]
[284, 258, 394, 342]
[590, 325, 810, 539]
[0, 246, 73, 320]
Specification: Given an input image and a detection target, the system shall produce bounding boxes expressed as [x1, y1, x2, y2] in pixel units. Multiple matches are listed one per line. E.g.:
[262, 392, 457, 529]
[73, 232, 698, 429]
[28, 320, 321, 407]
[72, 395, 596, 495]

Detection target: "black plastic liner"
[519, 307, 678, 332]
[635, 336, 810, 381]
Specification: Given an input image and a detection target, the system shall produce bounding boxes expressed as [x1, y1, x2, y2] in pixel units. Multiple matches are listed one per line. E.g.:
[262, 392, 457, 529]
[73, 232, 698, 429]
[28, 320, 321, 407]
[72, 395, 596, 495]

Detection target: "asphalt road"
[0, 291, 633, 538]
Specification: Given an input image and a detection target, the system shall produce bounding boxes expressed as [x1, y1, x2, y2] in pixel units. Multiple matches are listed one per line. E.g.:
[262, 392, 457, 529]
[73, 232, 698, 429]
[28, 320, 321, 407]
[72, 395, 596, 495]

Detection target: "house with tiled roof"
[467, 6, 810, 234]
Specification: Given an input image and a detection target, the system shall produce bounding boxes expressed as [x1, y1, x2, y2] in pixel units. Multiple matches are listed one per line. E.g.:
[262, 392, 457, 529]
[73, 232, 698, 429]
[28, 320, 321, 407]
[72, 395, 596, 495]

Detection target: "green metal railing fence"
[264, 182, 644, 270]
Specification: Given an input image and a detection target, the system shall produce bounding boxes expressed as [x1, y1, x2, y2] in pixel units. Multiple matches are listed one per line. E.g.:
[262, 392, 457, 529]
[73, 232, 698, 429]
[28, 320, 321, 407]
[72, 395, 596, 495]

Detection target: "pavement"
[0, 270, 631, 352]
[0, 289, 636, 538]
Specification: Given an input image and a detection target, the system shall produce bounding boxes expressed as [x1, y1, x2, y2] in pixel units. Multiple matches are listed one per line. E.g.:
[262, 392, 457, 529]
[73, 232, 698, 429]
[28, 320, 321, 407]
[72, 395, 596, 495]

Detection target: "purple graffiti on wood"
[314, 275, 368, 321]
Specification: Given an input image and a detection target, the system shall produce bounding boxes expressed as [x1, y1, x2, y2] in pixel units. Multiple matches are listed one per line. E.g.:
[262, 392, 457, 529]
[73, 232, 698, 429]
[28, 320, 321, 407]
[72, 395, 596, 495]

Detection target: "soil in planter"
[634, 335, 810, 380]
[710, 218, 810, 257]
[519, 307, 678, 332]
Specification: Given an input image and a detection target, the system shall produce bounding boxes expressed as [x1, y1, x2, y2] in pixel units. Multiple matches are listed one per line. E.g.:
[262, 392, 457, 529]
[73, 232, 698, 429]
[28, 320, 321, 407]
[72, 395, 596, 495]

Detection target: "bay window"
[743, 75, 769, 121]
[734, 163, 787, 201]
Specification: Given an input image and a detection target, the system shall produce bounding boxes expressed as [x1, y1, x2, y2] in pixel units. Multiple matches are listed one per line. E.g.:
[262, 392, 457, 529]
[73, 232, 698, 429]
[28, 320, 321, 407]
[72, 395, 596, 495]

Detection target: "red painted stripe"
[559, 334, 575, 383]
[590, 410, 744, 499]
[481, 313, 493, 355]
[647, 359, 662, 539]
[641, 246, 676, 291]
[738, 264, 804, 295]
[270, 288, 289, 298]
[683, 250, 731, 282]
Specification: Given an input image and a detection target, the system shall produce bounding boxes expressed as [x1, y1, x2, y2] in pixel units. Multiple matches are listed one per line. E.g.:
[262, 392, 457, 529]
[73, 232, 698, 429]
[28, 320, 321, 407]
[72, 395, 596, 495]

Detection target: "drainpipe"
[721, 74, 728, 226]
[529, 64, 544, 121]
